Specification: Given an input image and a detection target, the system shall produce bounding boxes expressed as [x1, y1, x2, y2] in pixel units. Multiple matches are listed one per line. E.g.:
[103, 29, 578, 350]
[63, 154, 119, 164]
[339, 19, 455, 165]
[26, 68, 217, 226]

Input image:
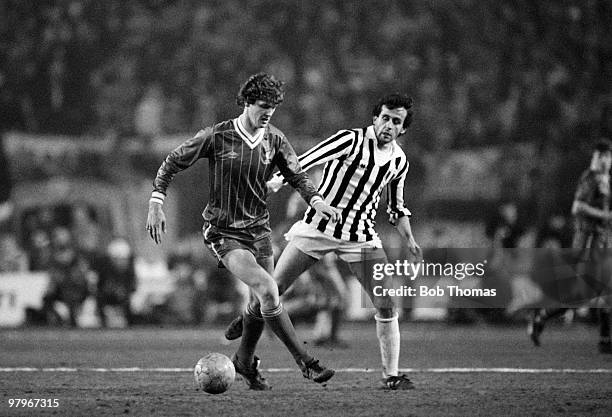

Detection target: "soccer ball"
[194, 353, 235, 394]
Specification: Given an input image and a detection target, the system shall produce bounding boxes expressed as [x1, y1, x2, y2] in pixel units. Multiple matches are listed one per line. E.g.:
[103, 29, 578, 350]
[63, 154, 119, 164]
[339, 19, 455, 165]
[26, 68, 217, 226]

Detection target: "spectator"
[486, 200, 524, 248]
[135, 83, 164, 142]
[0, 233, 28, 272]
[92, 238, 136, 327]
[42, 227, 90, 327]
[536, 214, 572, 249]
[162, 253, 208, 325]
[71, 204, 102, 262]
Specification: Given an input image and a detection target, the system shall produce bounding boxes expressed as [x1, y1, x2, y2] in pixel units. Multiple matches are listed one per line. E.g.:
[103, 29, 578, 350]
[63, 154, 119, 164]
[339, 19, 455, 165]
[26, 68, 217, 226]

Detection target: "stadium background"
[2, 0, 611, 323]
[0, 2, 611, 415]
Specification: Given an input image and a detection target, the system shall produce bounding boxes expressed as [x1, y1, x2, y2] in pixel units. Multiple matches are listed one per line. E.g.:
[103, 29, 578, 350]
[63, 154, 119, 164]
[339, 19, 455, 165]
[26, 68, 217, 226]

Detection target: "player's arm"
[396, 216, 421, 257]
[146, 129, 213, 244]
[572, 201, 610, 220]
[268, 130, 355, 193]
[274, 136, 341, 222]
[387, 162, 420, 256]
[571, 173, 611, 221]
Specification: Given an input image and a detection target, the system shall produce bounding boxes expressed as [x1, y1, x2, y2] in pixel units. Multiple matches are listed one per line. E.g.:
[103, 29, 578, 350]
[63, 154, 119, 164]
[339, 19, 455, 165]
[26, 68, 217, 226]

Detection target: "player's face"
[245, 100, 277, 129]
[592, 150, 612, 173]
[373, 105, 407, 146]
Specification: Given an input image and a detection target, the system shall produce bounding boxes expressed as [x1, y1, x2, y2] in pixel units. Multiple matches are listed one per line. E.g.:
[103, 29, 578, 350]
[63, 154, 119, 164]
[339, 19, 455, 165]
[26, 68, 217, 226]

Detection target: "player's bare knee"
[254, 278, 279, 308]
[259, 290, 279, 309]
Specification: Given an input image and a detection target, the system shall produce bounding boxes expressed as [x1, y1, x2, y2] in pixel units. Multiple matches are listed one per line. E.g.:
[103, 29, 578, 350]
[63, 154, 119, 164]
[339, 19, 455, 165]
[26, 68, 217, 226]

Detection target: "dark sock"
[261, 303, 312, 365]
[236, 305, 264, 365]
[600, 309, 611, 340]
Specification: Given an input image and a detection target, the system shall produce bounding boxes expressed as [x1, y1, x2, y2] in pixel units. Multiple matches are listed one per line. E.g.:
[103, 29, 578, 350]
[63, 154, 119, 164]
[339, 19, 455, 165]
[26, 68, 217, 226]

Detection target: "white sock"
[375, 313, 400, 378]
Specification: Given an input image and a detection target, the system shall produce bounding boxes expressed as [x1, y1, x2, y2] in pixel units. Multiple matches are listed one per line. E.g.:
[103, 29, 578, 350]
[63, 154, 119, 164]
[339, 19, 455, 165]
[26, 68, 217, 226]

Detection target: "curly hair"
[372, 93, 414, 128]
[236, 73, 285, 106]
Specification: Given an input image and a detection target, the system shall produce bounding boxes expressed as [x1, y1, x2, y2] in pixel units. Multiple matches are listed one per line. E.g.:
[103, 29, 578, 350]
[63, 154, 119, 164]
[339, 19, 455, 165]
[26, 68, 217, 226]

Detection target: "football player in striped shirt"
[146, 73, 341, 390]
[226, 93, 421, 389]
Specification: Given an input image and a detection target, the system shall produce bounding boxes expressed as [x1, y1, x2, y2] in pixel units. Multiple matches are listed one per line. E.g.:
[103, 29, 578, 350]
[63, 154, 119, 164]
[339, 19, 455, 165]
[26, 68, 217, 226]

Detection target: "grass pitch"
[1, 322, 611, 416]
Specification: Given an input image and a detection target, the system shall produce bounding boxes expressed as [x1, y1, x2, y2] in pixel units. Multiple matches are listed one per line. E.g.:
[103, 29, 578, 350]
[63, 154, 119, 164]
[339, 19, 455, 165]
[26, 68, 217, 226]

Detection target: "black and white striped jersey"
[152, 118, 319, 237]
[276, 125, 411, 242]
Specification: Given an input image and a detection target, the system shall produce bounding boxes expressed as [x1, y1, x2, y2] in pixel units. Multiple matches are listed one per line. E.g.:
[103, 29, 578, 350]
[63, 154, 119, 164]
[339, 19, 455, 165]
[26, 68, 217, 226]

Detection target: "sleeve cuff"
[388, 210, 411, 225]
[310, 196, 324, 207]
[398, 209, 411, 217]
[150, 191, 165, 205]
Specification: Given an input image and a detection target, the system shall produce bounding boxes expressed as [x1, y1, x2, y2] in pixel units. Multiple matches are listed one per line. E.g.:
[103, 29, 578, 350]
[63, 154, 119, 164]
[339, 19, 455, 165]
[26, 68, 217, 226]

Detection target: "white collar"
[234, 118, 265, 149]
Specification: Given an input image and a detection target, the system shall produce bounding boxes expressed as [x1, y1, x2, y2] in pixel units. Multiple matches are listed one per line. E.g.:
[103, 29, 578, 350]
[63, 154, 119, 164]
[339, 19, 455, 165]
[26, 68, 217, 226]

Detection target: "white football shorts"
[284, 220, 385, 263]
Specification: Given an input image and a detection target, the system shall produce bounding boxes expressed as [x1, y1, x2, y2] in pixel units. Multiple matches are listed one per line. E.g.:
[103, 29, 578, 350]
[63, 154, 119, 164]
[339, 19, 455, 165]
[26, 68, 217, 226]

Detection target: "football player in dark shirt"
[146, 73, 341, 389]
[529, 139, 612, 353]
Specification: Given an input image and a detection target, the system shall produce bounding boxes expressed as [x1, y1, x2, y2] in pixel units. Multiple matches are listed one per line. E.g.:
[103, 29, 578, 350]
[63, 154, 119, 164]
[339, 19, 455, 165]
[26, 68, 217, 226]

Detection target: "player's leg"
[313, 256, 349, 347]
[233, 253, 292, 373]
[348, 253, 414, 390]
[528, 307, 570, 346]
[328, 260, 351, 346]
[596, 250, 612, 353]
[225, 240, 320, 340]
[222, 248, 334, 383]
[221, 250, 280, 390]
[274, 241, 320, 295]
[234, 288, 265, 370]
[265, 243, 335, 381]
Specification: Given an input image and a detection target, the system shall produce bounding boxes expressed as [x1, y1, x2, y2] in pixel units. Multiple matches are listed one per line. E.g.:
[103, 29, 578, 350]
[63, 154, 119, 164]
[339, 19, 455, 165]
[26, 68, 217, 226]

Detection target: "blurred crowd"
[2, 1, 609, 153]
[0, 203, 136, 327]
[2, 1, 610, 330]
[0, 203, 245, 328]
[0, 192, 595, 332]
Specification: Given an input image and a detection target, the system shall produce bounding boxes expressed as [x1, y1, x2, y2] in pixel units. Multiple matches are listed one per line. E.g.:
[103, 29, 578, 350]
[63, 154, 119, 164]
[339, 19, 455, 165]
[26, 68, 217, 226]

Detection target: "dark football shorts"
[202, 222, 273, 268]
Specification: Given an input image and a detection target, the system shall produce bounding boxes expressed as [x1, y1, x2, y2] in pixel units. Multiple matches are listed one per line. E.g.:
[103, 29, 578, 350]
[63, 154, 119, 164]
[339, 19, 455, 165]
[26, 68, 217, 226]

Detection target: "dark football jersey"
[573, 169, 611, 248]
[153, 119, 319, 237]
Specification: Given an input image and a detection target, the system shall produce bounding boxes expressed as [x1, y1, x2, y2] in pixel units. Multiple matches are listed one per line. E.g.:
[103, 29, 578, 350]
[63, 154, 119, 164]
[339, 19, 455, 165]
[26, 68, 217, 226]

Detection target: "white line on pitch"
[1, 367, 611, 374]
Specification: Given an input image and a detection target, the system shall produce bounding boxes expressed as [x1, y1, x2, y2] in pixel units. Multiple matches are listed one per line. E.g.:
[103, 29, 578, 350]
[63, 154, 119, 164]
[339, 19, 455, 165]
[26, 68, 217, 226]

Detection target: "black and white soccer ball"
[194, 353, 236, 394]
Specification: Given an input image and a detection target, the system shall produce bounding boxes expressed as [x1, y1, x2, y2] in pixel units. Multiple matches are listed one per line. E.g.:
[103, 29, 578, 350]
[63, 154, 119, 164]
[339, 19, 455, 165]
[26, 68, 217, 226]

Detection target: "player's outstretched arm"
[146, 129, 212, 244]
[146, 201, 166, 244]
[268, 129, 355, 192]
[572, 200, 611, 221]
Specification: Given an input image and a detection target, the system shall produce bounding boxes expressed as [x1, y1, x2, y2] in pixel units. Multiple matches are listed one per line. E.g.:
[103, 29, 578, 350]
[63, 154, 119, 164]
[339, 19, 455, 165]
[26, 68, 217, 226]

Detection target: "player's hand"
[266, 176, 284, 193]
[146, 202, 166, 244]
[312, 200, 342, 223]
[406, 236, 421, 258]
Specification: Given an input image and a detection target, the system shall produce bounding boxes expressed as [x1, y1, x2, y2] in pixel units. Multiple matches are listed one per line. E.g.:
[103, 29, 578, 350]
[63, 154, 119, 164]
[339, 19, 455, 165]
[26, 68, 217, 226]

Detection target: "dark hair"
[594, 138, 612, 153]
[372, 93, 414, 128]
[236, 73, 285, 106]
